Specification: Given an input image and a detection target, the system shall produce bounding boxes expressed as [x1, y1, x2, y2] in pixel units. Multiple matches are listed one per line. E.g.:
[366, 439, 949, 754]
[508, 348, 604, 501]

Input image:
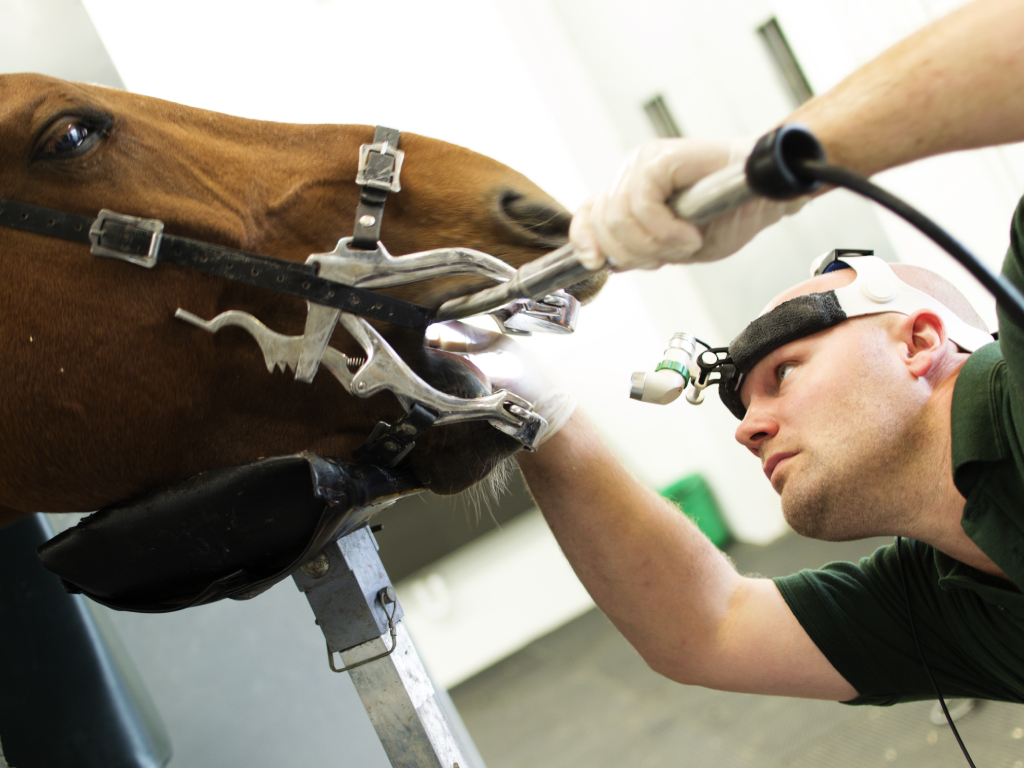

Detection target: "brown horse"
[0, 73, 604, 529]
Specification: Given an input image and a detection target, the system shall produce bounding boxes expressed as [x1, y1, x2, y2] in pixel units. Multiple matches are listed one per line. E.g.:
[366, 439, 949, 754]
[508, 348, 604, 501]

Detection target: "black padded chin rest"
[37, 453, 423, 613]
[719, 291, 847, 419]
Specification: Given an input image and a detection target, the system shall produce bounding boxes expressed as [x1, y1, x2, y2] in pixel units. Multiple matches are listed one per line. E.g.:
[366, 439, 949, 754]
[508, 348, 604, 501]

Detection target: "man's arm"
[517, 410, 858, 701]
[792, 0, 1024, 176]
[570, 0, 1024, 271]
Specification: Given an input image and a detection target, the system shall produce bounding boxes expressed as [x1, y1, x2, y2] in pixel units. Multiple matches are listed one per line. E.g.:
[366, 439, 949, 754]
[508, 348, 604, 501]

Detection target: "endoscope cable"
[795, 157, 1024, 330]
[896, 536, 978, 768]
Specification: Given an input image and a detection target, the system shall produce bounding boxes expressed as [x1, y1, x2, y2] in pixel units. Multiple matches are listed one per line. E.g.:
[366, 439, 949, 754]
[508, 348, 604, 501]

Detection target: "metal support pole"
[293, 528, 479, 768]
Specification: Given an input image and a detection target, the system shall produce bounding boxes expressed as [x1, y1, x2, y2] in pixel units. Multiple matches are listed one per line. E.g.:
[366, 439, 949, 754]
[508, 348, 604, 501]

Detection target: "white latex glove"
[425, 322, 576, 444]
[570, 137, 809, 271]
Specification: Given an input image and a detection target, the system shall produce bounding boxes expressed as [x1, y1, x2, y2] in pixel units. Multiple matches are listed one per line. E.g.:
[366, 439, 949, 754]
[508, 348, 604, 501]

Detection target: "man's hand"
[425, 321, 577, 444]
[570, 137, 808, 271]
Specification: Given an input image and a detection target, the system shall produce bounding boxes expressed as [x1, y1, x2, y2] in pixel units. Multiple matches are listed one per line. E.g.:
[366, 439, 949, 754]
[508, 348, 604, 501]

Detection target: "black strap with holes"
[0, 197, 93, 245]
[0, 196, 436, 329]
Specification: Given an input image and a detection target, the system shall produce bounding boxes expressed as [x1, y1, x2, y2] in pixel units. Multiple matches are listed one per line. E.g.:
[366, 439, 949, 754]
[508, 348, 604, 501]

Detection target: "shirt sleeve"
[774, 540, 1024, 705]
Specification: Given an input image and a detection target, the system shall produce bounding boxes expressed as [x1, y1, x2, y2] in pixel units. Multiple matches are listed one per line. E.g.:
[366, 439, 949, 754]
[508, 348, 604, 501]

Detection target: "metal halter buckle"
[89, 209, 165, 268]
[356, 141, 405, 193]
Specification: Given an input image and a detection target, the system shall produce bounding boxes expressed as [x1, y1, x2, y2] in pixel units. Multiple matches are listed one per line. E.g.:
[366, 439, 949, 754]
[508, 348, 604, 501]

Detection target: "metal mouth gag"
[173, 126, 578, 463]
[295, 235, 578, 386]
[629, 249, 997, 420]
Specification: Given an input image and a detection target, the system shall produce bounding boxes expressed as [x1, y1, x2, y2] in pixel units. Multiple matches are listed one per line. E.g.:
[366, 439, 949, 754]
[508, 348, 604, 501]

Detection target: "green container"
[660, 474, 731, 548]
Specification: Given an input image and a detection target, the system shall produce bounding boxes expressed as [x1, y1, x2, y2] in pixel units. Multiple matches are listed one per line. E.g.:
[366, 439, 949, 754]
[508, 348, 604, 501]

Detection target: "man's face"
[732, 271, 928, 540]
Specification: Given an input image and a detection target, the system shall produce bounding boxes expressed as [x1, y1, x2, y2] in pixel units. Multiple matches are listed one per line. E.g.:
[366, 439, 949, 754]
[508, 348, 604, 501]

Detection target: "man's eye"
[777, 362, 796, 382]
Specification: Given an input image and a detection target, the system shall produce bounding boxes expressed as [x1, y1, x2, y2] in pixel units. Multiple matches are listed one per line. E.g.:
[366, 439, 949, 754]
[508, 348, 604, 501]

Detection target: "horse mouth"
[376, 330, 521, 495]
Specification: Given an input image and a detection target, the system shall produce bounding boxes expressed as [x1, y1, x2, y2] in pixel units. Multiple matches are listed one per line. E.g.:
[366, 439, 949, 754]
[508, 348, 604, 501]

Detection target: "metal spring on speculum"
[346, 356, 366, 372]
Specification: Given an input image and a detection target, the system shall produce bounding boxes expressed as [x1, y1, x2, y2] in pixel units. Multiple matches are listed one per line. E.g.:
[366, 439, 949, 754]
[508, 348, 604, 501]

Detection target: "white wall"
[773, 0, 1018, 327]
[0, 0, 122, 87]
[79, 0, 591, 213]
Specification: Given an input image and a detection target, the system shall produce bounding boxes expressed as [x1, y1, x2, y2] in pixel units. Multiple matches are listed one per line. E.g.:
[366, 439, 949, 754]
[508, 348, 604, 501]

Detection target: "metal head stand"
[35, 452, 483, 766]
[293, 527, 482, 768]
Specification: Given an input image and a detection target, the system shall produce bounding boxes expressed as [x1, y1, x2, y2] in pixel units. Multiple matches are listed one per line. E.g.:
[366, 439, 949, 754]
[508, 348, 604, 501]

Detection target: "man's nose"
[734, 399, 779, 455]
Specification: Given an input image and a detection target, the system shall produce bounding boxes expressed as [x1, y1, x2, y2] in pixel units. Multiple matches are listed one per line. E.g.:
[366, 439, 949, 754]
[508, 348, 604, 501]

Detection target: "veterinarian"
[432, 0, 1024, 706]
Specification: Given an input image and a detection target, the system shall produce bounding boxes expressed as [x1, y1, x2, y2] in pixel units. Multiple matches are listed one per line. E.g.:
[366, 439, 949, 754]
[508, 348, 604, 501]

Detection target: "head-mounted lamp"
[630, 249, 995, 419]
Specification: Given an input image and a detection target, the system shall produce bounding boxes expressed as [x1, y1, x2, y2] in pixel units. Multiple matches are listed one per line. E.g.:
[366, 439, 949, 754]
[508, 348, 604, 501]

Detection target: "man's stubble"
[778, 345, 936, 542]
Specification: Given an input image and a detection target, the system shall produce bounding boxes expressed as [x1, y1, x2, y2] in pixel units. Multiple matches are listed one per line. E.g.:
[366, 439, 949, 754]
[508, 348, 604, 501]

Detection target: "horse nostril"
[497, 189, 608, 303]
[497, 190, 570, 247]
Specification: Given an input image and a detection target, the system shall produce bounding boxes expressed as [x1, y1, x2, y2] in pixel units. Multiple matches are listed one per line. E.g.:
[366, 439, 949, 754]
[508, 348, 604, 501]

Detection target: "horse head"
[0, 73, 606, 522]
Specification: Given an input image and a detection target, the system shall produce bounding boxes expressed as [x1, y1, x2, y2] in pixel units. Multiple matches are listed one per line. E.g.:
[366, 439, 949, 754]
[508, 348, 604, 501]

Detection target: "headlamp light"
[631, 249, 996, 419]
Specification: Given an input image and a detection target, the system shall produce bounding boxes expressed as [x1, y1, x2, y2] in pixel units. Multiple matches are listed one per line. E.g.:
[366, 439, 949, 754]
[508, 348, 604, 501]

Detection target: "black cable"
[795, 158, 1024, 330]
[896, 537, 978, 767]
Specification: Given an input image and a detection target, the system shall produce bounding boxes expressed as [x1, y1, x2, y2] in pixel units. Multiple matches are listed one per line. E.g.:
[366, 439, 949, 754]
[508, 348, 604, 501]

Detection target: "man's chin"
[780, 485, 837, 540]
[781, 498, 863, 542]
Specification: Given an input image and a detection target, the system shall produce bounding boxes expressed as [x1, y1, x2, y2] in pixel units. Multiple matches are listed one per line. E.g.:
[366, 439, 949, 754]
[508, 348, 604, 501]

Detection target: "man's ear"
[902, 310, 947, 378]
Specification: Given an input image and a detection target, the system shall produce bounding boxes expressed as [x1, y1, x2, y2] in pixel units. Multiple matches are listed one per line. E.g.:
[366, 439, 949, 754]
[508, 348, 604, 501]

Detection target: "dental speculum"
[630, 250, 996, 418]
[176, 237, 580, 458]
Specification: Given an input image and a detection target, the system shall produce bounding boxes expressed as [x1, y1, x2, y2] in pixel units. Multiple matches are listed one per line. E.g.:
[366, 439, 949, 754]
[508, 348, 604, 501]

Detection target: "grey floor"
[450, 534, 1024, 768]
[20, 518, 1024, 767]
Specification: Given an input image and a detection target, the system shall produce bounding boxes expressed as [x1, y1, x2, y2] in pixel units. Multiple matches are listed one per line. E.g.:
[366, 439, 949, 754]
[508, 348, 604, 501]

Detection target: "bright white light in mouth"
[425, 320, 525, 392]
[425, 321, 474, 353]
[425, 316, 496, 350]
[469, 348, 525, 387]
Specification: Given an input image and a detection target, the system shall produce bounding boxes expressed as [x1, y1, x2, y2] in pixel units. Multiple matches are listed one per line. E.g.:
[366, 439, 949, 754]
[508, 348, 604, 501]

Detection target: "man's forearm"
[792, 0, 1024, 175]
[518, 414, 857, 700]
[517, 410, 742, 679]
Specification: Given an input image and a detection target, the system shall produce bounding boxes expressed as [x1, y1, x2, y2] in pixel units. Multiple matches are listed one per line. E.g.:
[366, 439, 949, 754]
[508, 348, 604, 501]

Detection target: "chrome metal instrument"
[296, 237, 580, 382]
[175, 308, 546, 451]
[435, 124, 825, 322]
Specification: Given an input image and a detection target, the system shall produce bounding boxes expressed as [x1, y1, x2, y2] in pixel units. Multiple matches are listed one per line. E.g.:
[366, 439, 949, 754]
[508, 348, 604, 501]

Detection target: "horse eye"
[38, 119, 100, 158]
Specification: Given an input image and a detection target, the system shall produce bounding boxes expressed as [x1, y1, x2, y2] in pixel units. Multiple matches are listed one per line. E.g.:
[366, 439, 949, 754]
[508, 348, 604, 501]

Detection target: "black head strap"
[0, 197, 435, 329]
[719, 291, 847, 419]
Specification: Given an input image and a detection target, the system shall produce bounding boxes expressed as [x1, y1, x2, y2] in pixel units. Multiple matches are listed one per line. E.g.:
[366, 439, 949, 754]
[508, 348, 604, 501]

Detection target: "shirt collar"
[951, 341, 1007, 484]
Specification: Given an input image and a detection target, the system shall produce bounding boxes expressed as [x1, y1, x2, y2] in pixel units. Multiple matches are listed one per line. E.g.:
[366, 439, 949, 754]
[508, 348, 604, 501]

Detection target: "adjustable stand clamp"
[293, 527, 477, 768]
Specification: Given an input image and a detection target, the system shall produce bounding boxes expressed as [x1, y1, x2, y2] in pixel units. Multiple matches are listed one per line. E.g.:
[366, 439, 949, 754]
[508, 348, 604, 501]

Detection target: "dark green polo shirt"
[773, 199, 1024, 705]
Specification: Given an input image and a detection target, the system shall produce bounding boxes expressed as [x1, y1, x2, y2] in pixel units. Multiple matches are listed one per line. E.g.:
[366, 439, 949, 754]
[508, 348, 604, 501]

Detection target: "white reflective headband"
[815, 254, 994, 353]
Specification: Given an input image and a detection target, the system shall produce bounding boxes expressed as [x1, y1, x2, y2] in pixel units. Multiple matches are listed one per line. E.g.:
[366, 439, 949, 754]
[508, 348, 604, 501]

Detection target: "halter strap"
[352, 126, 404, 250]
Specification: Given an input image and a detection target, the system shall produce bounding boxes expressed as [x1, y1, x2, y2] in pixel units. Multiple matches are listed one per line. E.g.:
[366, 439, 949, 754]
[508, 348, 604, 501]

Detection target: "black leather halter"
[0, 127, 434, 329]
